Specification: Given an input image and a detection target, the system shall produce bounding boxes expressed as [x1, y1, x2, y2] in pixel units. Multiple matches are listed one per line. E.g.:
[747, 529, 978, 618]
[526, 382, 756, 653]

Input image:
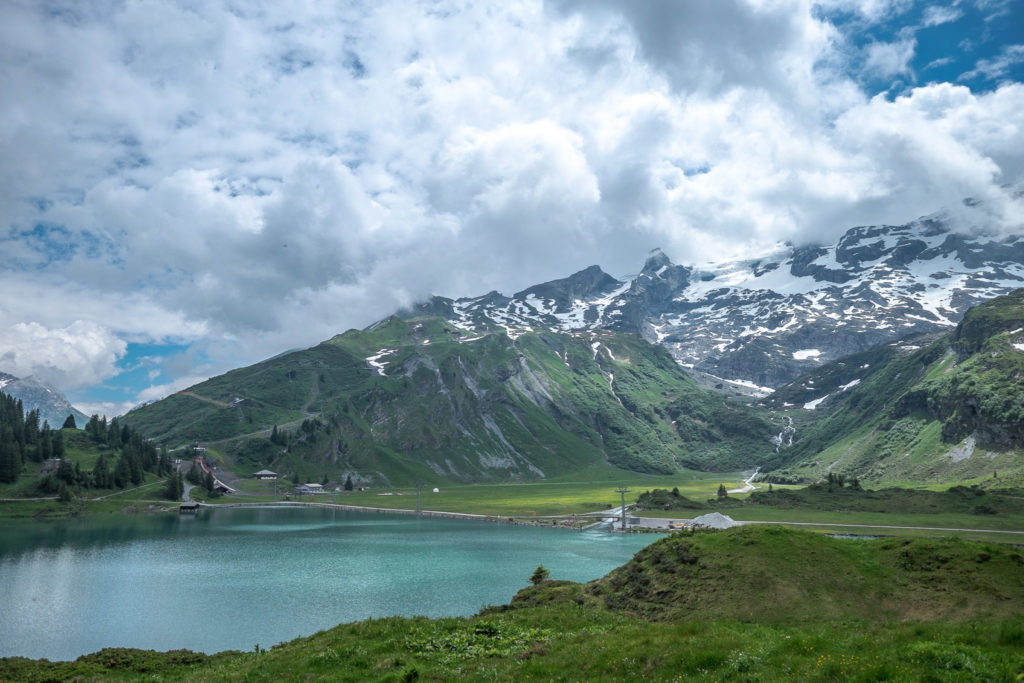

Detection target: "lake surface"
[0, 507, 657, 661]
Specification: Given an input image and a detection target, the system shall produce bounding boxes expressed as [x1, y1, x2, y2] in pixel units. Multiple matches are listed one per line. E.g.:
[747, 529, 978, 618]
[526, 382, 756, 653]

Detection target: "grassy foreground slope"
[765, 288, 1024, 486]
[4, 526, 1023, 681]
[123, 317, 779, 485]
[582, 525, 1024, 623]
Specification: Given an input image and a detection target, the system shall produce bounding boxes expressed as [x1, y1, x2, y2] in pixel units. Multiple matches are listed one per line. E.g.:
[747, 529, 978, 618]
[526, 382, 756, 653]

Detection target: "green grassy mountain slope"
[764, 288, 1024, 485]
[122, 318, 780, 485]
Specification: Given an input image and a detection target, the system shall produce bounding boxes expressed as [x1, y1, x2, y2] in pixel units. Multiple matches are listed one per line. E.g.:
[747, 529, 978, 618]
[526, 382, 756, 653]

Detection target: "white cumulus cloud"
[0, 321, 126, 390]
[0, 0, 1022, 408]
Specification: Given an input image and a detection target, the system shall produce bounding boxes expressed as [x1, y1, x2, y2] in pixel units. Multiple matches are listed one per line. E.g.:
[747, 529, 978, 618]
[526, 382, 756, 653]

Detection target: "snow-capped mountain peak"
[399, 211, 1024, 389]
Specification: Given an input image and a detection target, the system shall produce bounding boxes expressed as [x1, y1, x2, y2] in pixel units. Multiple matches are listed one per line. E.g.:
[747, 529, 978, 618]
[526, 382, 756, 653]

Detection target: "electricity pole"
[615, 487, 630, 531]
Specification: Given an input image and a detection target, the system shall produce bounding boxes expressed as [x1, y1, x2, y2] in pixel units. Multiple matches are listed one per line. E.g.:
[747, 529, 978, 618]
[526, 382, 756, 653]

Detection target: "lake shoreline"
[191, 499, 617, 531]
[1, 494, 661, 533]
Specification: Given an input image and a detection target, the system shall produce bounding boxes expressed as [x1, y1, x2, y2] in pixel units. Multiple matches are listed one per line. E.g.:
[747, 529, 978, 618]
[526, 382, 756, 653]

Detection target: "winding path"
[177, 391, 233, 408]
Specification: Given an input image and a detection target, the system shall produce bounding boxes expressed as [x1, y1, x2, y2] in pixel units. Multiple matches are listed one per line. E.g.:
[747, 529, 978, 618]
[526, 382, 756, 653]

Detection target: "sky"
[1, 0, 1023, 418]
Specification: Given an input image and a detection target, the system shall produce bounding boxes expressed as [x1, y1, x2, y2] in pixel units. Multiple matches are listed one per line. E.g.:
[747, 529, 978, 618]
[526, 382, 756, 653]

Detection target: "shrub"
[529, 565, 550, 585]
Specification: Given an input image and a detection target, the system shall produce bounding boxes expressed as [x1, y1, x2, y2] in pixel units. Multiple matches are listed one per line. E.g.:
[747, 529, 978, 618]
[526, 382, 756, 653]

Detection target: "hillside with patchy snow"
[121, 317, 779, 484]
[763, 289, 1024, 484]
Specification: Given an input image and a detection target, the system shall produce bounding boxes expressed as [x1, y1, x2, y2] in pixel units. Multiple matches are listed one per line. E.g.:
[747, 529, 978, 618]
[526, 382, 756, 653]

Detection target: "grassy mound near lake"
[512, 525, 1024, 624]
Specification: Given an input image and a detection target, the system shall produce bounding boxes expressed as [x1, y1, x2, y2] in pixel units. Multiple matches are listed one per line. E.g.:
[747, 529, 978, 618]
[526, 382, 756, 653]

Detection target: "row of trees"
[824, 471, 862, 491]
[0, 393, 66, 483]
[269, 417, 326, 448]
[0, 391, 174, 494]
[78, 441, 175, 491]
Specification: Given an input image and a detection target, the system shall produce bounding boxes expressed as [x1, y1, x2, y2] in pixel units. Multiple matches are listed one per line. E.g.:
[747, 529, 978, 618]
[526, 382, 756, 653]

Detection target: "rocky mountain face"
[0, 372, 87, 429]
[762, 289, 1024, 484]
[402, 210, 1024, 391]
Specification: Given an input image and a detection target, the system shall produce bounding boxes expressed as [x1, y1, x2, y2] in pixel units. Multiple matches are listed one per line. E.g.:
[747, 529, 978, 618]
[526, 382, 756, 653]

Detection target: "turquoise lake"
[0, 507, 658, 661]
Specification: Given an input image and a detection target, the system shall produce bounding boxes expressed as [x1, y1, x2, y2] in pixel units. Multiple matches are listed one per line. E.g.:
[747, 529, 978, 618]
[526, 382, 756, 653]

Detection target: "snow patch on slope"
[366, 349, 395, 376]
[803, 395, 829, 410]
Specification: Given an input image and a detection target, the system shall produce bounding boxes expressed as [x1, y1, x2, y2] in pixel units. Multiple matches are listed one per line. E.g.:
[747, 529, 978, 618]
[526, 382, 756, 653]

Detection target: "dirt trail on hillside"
[177, 391, 232, 408]
[300, 370, 321, 414]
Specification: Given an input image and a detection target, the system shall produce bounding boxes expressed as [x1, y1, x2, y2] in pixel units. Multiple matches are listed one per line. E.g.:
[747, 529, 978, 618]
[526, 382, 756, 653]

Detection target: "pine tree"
[23, 409, 40, 447]
[107, 418, 120, 448]
[38, 427, 53, 461]
[62, 414, 77, 430]
[344, 475, 353, 491]
[86, 415, 102, 443]
[0, 427, 22, 484]
[164, 472, 184, 501]
[122, 440, 143, 485]
[157, 449, 170, 476]
[529, 565, 550, 585]
[717, 484, 728, 500]
[113, 454, 131, 488]
[92, 454, 110, 489]
[186, 462, 203, 485]
[270, 425, 287, 446]
[56, 457, 74, 484]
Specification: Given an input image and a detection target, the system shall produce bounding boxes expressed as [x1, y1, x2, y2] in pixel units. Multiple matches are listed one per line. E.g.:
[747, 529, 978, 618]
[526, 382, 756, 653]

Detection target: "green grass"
[7, 613, 1024, 682]
[0, 474, 178, 518]
[304, 471, 740, 517]
[723, 506, 1024, 530]
[2, 465, 737, 518]
[739, 522, 1024, 543]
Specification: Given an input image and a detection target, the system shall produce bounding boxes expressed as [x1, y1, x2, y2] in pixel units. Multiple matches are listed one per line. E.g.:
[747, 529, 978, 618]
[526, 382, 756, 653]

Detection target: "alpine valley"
[120, 209, 1024, 487]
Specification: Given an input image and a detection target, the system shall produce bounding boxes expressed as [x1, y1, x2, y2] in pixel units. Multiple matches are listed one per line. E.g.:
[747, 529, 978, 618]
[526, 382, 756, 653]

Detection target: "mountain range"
[403, 208, 1024, 392]
[119, 209, 1024, 486]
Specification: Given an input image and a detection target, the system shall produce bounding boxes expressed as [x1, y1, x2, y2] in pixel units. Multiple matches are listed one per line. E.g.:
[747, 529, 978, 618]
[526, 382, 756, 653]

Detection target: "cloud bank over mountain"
[1, 0, 1022, 415]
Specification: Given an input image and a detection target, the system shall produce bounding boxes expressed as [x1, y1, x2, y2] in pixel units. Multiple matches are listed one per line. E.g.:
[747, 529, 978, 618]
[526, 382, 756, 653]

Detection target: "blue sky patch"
[70, 341, 205, 415]
[821, 0, 1024, 97]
